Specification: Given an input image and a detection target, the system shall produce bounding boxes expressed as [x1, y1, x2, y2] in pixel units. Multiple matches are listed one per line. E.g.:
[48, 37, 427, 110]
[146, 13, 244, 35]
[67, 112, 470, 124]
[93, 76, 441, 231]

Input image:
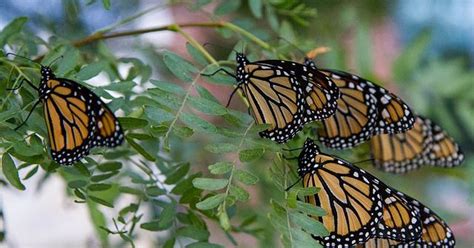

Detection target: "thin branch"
[72, 22, 224, 47]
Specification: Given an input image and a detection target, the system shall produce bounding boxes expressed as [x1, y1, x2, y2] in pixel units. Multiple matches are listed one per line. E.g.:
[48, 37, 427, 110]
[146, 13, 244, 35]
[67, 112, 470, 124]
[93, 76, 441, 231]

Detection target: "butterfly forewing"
[298, 139, 384, 247]
[316, 68, 379, 149]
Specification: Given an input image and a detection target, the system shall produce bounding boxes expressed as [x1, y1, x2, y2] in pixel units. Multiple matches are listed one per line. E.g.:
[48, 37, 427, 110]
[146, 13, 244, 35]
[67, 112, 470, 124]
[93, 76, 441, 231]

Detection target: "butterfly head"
[297, 138, 320, 177]
[303, 57, 317, 69]
[40, 65, 55, 80]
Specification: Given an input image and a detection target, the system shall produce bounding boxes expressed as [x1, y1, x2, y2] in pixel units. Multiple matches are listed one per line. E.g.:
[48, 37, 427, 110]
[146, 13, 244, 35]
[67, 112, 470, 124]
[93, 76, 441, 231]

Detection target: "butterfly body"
[33, 66, 123, 165]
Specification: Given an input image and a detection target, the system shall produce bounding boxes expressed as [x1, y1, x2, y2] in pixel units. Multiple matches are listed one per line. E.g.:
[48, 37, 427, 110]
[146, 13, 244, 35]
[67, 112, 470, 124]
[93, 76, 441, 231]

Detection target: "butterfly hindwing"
[370, 115, 463, 173]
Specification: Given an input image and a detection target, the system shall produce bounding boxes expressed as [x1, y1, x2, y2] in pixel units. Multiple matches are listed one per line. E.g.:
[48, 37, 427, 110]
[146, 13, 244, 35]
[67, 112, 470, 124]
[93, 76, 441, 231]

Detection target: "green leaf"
[234, 169, 258, 185]
[88, 195, 114, 208]
[68, 180, 88, 188]
[239, 148, 265, 162]
[76, 61, 106, 80]
[97, 161, 122, 172]
[186, 43, 208, 66]
[88, 183, 112, 191]
[173, 126, 194, 138]
[297, 186, 320, 197]
[150, 80, 186, 95]
[188, 96, 227, 116]
[158, 201, 176, 229]
[162, 50, 198, 82]
[196, 194, 225, 210]
[91, 171, 119, 182]
[195, 85, 220, 103]
[146, 186, 165, 196]
[229, 185, 249, 201]
[87, 201, 109, 246]
[102, 0, 111, 9]
[192, 178, 228, 190]
[393, 31, 431, 81]
[144, 107, 175, 125]
[0, 17, 28, 46]
[291, 228, 322, 248]
[280, 20, 296, 43]
[103, 80, 136, 92]
[165, 163, 190, 184]
[141, 220, 169, 231]
[214, 0, 241, 15]
[56, 48, 80, 75]
[186, 242, 224, 248]
[296, 201, 326, 217]
[118, 117, 148, 130]
[249, 0, 263, 18]
[177, 226, 210, 241]
[119, 186, 145, 197]
[208, 162, 233, 175]
[23, 165, 39, 180]
[205, 143, 238, 153]
[2, 153, 25, 190]
[180, 113, 217, 134]
[126, 137, 156, 161]
[290, 212, 328, 236]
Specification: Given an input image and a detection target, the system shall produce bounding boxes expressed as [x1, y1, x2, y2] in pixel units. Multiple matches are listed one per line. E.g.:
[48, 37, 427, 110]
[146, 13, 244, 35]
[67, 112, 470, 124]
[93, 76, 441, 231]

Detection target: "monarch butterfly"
[304, 59, 415, 149]
[296, 139, 422, 247]
[370, 115, 464, 173]
[209, 52, 340, 143]
[356, 192, 455, 248]
[10, 56, 124, 165]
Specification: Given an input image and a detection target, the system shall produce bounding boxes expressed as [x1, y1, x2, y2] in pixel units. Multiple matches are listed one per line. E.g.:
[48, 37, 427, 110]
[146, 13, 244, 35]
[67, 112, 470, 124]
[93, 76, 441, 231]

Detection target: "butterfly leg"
[7, 78, 39, 91]
[226, 84, 242, 107]
[14, 99, 41, 130]
[201, 68, 236, 78]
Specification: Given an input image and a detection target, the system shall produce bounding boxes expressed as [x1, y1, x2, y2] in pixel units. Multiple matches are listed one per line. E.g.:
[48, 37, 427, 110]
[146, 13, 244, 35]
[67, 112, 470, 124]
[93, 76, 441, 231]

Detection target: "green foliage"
[0, 0, 471, 247]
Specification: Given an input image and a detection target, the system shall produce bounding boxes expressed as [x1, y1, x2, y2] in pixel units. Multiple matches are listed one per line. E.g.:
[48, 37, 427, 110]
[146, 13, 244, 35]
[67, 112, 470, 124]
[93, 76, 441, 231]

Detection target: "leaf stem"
[173, 24, 218, 65]
[222, 121, 254, 209]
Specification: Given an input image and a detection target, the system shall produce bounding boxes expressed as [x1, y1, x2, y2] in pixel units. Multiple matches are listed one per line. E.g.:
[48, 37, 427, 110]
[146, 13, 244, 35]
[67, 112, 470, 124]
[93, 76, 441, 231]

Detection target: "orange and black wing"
[364, 82, 415, 135]
[43, 78, 123, 165]
[370, 116, 433, 173]
[312, 67, 379, 149]
[358, 193, 456, 248]
[240, 62, 304, 143]
[298, 139, 384, 246]
[370, 115, 463, 173]
[427, 118, 464, 167]
[407, 195, 456, 247]
[43, 78, 96, 165]
[376, 187, 422, 241]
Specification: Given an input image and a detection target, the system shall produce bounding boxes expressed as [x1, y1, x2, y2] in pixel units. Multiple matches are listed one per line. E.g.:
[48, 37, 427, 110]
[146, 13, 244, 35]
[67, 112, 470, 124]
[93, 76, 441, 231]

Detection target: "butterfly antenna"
[285, 177, 302, 191]
[6, 53, 42, 67]
[202, 42, 238, 54]
[277, 37, 306, 58]
[48, 55, 64, 67]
